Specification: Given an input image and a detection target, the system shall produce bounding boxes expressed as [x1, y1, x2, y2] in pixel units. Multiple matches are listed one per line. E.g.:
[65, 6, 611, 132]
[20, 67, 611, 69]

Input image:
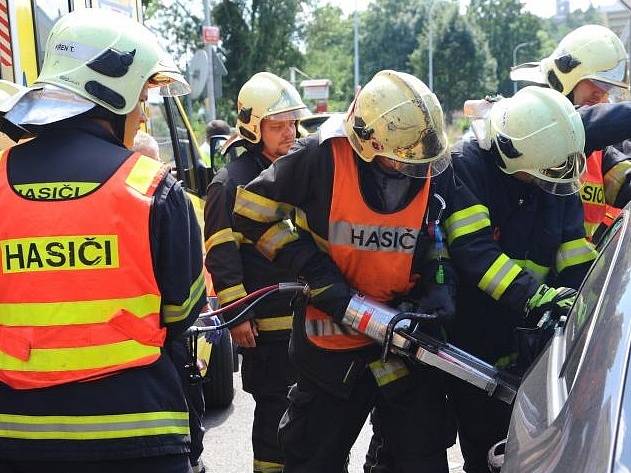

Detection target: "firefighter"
[511, 24, 631, 242]
[444, 86, 596, 473]
[204, 71, 308, 473]
[233, 70, 456, 473]
[0, 9, 204, 473]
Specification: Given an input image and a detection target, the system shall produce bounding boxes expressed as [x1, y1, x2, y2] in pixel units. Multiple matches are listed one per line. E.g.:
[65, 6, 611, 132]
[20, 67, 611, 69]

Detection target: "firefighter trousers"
[278, 365, 449, 473]
[241, 341, 295, 473]
[0, 455, 193, 473]
[447, 376, 512, 473]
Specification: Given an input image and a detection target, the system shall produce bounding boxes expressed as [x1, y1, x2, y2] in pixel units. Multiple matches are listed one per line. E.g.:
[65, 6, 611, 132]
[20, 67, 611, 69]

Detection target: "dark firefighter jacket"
[0, 120, 205, 461]
[204, 148, 295, 342]
[444, 139, 596, 366]
[232, 132, 456, 398]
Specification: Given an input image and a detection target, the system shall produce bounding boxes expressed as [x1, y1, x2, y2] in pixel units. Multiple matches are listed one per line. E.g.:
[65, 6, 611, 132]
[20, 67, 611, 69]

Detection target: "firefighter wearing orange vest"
[511, 25, 631, 242]
[0, 10, 205, 473]
[233, 70, 456, 473]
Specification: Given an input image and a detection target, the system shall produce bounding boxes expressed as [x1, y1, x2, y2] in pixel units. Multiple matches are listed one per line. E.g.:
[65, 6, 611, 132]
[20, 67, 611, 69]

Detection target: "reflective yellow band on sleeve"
[0, 340, 159, 371]
[478, 254, 523, 300]
[125, 155, 165, 195]
[256, 221, 298, 260]
[368, 358, 409, 387]
[0, 411, 189, 440]
[253, 459, 284, 473]
[295, 208, 329, 252]
[513, 259, 550, 282]
[234, 187, 293, 223]
[0, 294, 161, 327]
[604, 160, 631, 205]
[205, 228, 236, 252]
[233, 232, 253, 247]
[163, 271, 206, 323]
[445, 204, 491, 244]
[255, 315, 293, 332]
[217, 283, 247, 306]
[556, 238, 597, 273]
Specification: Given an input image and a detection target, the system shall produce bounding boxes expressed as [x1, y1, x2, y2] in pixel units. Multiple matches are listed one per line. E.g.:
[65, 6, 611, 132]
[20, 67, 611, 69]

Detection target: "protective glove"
[414, 283, 456, 322]
[308, 281, 353, 323]
[523, 284, 577, 328]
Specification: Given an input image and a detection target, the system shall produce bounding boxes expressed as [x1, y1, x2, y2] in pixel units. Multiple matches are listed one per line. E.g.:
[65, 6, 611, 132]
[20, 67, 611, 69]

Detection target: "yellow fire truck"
[0, 0, 235, 407]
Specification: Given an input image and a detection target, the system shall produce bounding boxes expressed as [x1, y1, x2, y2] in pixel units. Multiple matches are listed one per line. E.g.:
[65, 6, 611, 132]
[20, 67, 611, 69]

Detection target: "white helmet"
[511, 25, 628, 96]
[344, 70, 450, 178]
[236, 72, 309, 144]
[489, 86, 586, 195]
[0, 9, 189, 127]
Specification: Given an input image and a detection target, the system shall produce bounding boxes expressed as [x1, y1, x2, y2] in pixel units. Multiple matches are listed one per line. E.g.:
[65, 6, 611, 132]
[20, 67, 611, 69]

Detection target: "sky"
[325, 0, 623, 18]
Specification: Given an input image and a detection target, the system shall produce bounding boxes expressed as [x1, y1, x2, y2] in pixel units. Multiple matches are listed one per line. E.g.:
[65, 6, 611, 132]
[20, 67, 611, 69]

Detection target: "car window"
[164, 98, 197, 192]
[561, 220, 624, 389]
[145, 100, 176, 169]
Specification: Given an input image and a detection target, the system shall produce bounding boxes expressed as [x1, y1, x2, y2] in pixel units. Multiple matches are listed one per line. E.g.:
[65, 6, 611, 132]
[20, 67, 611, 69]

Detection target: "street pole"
[512, 41, 534, 95]
[203, 0, 216, 121]
[354, 0, 360, 92]
[428, 1, 433, 90]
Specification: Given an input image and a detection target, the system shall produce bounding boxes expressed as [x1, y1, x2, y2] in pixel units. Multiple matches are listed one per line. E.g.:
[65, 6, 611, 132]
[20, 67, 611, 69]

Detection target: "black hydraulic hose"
[186, 282, 309, 336]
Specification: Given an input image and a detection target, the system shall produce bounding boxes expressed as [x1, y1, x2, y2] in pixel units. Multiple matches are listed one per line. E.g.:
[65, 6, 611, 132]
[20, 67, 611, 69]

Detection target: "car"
[489, 208, 631, 472]
[297, 112, 343, 138]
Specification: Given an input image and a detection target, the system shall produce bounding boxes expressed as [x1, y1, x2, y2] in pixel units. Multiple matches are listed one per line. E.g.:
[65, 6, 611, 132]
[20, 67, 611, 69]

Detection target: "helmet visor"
[264, 107, 310, 121]
[532, 151, 587, 195]
[588, 58, 629, 89]
[376, 149, 451, 179]
[149, 71, 191, 97]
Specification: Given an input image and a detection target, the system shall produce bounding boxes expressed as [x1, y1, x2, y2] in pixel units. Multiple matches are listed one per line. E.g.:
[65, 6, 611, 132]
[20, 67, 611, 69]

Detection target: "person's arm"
[552, 194, 598, 289]
[204, 172, 258, 347]
[603, 144, 631, 208]
[579, 102, 631, 156]
[233, 137, 350, 320]
[151, 175, 206, 339]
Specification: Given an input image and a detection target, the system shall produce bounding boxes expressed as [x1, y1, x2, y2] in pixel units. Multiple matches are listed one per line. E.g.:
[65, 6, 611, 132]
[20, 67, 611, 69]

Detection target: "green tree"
[359, 0, 429, 83]
[467, 0, 543, 96]
[538, 6, 606, 57]
[410, 5, 497, 117]
[303, 5, 354, 111]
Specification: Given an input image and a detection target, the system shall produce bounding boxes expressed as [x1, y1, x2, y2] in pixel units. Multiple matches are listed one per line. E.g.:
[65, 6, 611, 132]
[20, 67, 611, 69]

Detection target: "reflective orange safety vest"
[305, 138, 431, 350]
[581, 150, 622, 240]
[0, 150, 167, 389]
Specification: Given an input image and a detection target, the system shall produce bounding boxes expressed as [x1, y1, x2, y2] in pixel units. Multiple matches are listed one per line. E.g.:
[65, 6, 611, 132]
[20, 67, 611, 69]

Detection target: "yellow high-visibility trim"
[256, 221, 298, 260]
[205, 228, 236, 252]
[556, 238, 597, 273]
[0, 340, 159, 371]
[604, 160, 631, 205]
[256, 316, 293, 331]
[0, 294, 161, 327]
[0, 411, 189, 440]
[233, 232, 253, 247]
[478, 254, 522, 300]
[16, 0, 37, 84]
[584, 221, 599, 240]
[253, 459, 284, 473]
[514, 259, 550, 282]
[234, 187, 293, 223]
[295, 208, 329, 252]
[445, 205, 491, 244]
[125, 155, 164, 195]
[217, 283, 247, 306]
[369, 359, 409, 387]
[13, 182, 100, 200]
[163, 271, 206, 323]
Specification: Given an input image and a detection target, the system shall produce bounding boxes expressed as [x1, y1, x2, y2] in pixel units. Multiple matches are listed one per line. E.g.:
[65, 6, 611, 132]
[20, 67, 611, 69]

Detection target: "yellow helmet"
[489, 86, 586, 195]
[236, 72, 309, 143]
[343, 70, 450, 177]
[511, 25, 628, 95]
[33, 8, 189, 115]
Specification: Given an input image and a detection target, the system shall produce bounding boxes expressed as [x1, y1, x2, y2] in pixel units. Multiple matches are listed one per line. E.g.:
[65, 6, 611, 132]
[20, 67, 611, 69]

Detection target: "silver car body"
[501, 210, 631, 473]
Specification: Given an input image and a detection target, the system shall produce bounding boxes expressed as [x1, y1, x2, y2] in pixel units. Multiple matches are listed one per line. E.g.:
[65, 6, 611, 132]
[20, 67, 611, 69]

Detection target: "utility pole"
[512, 41, 534, 95]
[354, 0, 360, 92]
[203, 0, 216, 121]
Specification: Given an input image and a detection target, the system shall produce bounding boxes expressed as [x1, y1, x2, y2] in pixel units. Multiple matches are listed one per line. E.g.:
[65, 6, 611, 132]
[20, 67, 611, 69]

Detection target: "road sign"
[202, 26, 220, 45]
[188, 49, 209, 100]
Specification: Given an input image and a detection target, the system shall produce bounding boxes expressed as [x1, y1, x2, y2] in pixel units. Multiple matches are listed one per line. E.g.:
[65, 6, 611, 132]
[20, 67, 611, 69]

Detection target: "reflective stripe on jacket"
[0, 150, 166, 389]
[305, 138, 431, 350]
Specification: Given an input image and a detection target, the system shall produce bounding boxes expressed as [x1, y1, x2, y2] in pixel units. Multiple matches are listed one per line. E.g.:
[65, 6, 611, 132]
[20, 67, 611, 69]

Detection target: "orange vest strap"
[109, 309, 166, 347]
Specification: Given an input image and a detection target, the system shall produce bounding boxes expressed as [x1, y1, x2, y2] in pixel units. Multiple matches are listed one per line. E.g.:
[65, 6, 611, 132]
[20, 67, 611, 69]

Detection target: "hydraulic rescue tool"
[187, 284, 520, 404]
